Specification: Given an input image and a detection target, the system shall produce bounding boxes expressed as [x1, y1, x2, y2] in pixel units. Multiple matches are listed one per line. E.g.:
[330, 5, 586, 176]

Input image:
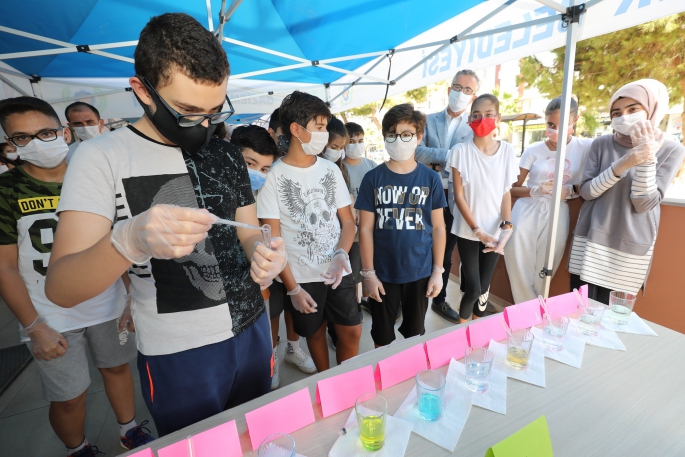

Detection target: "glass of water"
[355, 393, 386, 451]
[507, 329, 534, 369]
[543, 315, 569, 351]
[607, 291, 636, 325]
[415, 369, 446, 421]
[577, 301, 606, 336]
[258, 433, 296, 457]
[465, 347, 494, 393]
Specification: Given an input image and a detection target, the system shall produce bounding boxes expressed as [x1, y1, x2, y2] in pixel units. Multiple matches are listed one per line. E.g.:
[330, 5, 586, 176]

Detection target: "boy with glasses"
[0, 96, 152, 457]
[45, 13, 286, 436]
[356, 104, 447, 347]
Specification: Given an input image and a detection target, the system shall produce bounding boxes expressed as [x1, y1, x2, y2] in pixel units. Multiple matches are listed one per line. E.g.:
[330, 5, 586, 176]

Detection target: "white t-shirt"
[450, 139, 519, 241]
[57, 126, 260, 356]
[258, 157, 352, 284]
[519, 137, 593, 192]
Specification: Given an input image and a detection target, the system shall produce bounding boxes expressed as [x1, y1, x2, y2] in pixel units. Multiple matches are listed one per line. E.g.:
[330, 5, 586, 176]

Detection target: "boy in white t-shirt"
[451, 94, 519, 323]
[0, 97, 151, 457]
[258, 91, 361, 373]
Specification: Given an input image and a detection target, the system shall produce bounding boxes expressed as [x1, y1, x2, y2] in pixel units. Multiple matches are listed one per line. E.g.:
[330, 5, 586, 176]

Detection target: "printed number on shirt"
[18, 213, 58, 277]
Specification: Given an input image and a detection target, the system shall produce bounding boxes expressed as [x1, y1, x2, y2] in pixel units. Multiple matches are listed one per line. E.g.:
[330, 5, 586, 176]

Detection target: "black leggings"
[457, 237, 500, 320]
[570, 274, 612, 305]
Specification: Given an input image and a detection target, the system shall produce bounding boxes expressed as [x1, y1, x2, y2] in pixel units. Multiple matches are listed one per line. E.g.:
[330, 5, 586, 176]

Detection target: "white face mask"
[611, 111, 647, 135]
[323, 147, 342, 162]
[17, 137, 69, 169]
[448, 89, 472, 113]
[73, 125, 101, 140]
[345, 143, 365, 160]
[6, 152, 18, 160]
[0, 164, 8, 174]
[385, 137, 417, 163]
[298, 128, 329, 156]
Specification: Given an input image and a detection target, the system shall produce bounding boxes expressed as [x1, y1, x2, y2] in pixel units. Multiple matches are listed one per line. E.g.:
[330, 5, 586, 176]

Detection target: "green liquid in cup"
[359, 415, 385, 451]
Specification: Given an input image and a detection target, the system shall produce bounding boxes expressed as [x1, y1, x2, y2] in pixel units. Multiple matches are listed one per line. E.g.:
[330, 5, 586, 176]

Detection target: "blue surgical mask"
[248, 168, 267, 192]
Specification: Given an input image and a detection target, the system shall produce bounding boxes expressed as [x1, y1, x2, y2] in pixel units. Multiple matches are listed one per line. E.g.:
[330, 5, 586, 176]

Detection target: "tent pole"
[0, 73, 30, 96]
[541, 2, 586, 298]
[328, 54, 388, 105]
[521, 118, 527, 156]
[206, 0, 214, 31]
[29, 77, 43, 99]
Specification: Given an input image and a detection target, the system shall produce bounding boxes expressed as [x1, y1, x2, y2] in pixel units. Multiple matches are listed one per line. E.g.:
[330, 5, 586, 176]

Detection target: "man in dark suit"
[415, 69, 479, 322]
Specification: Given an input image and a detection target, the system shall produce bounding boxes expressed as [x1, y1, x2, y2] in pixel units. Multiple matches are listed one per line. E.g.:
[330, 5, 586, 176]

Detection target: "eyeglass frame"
[384, 131, 417, 143]
[138, 76, 235, 127]
[7, 128, 63, 147]
[469, 113, 499, 121]
[450, 83, 475, 96]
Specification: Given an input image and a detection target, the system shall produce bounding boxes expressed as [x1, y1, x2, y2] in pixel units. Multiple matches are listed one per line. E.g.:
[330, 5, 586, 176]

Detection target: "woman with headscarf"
[568, 79, 685, 303]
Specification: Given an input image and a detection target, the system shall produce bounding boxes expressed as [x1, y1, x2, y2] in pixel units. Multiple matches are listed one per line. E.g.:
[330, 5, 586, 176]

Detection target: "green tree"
[491, 88, 520, 115]
[519, 12, 685, 134]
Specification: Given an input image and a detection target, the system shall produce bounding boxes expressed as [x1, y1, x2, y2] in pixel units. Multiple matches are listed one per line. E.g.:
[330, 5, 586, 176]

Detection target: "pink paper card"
[245, 387, 315, 450]
[546, 284, 588, 319]
[467, 314, 507, 348]
[373, 344, 427, 390]
[157, 421, 242, 457]
[505, 299, 543, 331]
[315, 365, 375, 418]
[424, 327, 468, 368]
[127, 449, 154, 457]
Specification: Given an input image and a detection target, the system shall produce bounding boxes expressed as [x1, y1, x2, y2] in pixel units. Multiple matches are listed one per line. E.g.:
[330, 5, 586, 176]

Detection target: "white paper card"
[446, 359, 507, 415]
[328, 410, 413, 457]
[569, 318, 626, 351]
[394, 382, 472, 452]
[488, 339, 546, 388]
[530, 326, 585, 369]
[600, 312, 658, 336]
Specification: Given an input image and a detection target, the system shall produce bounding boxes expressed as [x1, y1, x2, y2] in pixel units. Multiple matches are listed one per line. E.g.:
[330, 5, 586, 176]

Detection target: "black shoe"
[431, 301, 460, 323]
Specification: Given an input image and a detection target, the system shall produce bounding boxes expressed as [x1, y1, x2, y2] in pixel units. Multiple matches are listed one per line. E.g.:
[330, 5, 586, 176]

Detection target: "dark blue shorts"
[138, 312, 271, 436]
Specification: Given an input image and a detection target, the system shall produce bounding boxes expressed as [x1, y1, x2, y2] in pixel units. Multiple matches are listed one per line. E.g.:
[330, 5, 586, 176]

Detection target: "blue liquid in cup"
[418, 393, 442, 421]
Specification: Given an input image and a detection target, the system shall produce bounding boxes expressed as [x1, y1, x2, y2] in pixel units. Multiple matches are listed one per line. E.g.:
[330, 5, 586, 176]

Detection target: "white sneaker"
[271, 351, 280, 390]
[284, 343, 317, 374]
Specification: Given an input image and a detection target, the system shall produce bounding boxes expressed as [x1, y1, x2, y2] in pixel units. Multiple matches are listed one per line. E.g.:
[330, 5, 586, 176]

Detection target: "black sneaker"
[69, 444, 105, 457]
[431, 301, 460, 323]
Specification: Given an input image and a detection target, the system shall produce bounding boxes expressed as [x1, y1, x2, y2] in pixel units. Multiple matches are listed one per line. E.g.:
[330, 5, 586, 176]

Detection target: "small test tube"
[261, 224, 272, 250]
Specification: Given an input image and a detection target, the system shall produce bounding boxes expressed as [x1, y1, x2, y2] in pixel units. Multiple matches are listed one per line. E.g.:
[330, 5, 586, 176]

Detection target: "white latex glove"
[111, 204, 215, 263]
[251, 237, 287, 290]
[425, 266, 444, 298]
[117, 294, 135, 332]
[361, 270, 385, 302]
[21, 316, 68, 361]
[630, 119, 664, 148]
[472, 227, 497, 248]
[483, 228, 513, 255]
[321, 251, 352, 289]
[560, 184, 574, 200]
[289, 286, 318, 314]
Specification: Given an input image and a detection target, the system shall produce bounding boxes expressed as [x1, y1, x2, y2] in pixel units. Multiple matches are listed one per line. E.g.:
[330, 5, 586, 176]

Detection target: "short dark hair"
[545, 95, 579, 119]
[230, 125, 281, 161]
[345, 122, 364, 138]
[0, 96, 61, 132]
[64, 101, 100, 121]
[381, 103, 426, 137]
[471, 94, 500, 114]
[213, 122, 227, 139]
[327, 117, 349, 144]
[268, 108, 282, 131]
[134, 13, 229, 89]
[278, 91, 331, 141]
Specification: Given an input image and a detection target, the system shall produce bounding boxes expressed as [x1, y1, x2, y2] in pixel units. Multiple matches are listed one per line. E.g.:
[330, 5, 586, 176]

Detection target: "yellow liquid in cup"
[359, 415, 385, 451]
[507, 347, 529, 369]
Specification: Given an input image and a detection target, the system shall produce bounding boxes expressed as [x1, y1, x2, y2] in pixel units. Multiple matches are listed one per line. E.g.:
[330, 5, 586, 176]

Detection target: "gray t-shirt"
[344, 158, 377, 242]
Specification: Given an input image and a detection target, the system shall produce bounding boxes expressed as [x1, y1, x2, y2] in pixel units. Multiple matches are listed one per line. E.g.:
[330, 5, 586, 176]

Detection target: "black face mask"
[135, 82, 218, 155]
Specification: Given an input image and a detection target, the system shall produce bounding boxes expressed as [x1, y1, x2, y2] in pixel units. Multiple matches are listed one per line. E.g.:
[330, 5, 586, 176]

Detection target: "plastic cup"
[578, 301, 606, 336]
[415, 369, 446, 421]
[257, 433, 295, 457]
[465, 347, 494, 393]
[261, 223, 272, 249]
[355, 393, 386, 451]
[543, 315, 569, 351]
[507, 329, 534, 369]
[607, 291, 636, 325]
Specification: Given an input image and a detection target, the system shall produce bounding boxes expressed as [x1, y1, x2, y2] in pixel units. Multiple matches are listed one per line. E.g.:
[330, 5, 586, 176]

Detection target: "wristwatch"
[500, 220, 514, 230]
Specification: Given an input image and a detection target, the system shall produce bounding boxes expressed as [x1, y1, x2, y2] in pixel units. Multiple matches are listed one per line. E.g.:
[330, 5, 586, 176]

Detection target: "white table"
[120, 313, 685, 456]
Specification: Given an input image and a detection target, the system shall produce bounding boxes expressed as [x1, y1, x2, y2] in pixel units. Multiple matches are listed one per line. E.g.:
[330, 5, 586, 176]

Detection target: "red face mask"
[469, 117, 497, 137]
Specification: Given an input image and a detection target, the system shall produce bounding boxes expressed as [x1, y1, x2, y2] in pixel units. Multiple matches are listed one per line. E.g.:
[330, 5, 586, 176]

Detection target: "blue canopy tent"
[1, 0, 683, 297]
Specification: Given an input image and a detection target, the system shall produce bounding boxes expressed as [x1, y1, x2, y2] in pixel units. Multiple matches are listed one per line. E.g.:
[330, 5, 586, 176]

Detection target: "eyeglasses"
[8, 129, 62, 147]
[470, 113, 498, 121]
[451, 84, 474, 95]
[140, 76, 235, 127]
[385, 131, 416, 143]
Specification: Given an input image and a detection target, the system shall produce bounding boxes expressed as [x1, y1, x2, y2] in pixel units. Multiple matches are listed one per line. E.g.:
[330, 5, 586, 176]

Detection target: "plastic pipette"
[214, 217, 263, 231]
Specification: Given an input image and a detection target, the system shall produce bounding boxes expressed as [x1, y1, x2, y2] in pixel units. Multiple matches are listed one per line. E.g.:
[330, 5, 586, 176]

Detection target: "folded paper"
[446, 358, 507, 415]
[545, 284, 588, 320]
[484, 416, 553, 457]
[127, 449, 154, 457]
[505, 299, 543, 331]
[316, 365, 376, 418]
[158, 421, 242, 457]
[467, 314, 508, 348]
[374, 344, 427, 390]
[425, 327, 468, 369]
